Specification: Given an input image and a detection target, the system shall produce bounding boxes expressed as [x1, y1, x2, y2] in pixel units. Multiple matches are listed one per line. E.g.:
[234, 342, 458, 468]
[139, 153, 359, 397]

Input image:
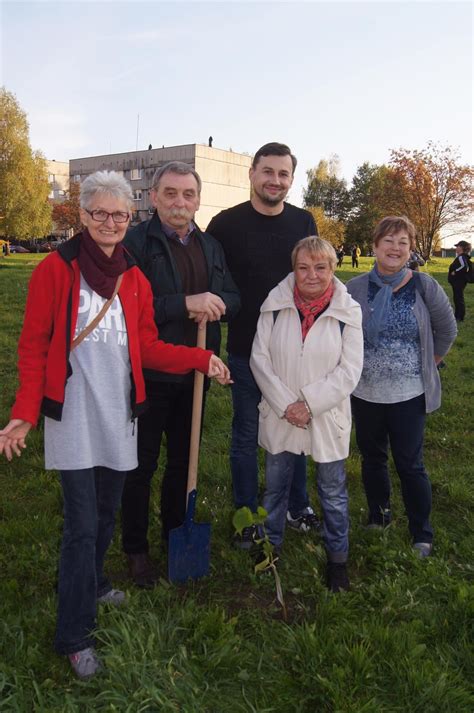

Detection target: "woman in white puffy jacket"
[250, 236, 363, 592]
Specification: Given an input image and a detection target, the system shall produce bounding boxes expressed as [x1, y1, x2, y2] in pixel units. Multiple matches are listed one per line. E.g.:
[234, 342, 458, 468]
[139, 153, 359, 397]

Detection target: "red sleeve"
[11, 257, 57, 425]
[136, 272, 212, 375]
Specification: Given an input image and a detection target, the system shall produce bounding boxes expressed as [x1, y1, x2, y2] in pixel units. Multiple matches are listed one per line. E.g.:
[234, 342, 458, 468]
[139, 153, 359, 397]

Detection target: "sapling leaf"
[232, 507, 254, 534]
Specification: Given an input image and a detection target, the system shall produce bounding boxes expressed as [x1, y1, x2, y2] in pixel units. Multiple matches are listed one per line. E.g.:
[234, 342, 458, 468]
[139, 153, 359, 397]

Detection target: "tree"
[303, 155, 350, 222]
[345, 163, 395, 252]
[52, 182, 81, 234]
[388, 143, 474, 259]
[307, 206, 345, 248]
[0, 87, 52, 239]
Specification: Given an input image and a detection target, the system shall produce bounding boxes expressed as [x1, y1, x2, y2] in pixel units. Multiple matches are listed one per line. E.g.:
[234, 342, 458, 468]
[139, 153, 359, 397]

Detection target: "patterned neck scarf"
[366, 264, 409, 347]
[293, 281, 335, 341]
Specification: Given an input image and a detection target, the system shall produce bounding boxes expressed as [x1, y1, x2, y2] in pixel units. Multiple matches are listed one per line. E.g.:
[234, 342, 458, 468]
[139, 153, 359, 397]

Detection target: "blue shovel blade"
[168, 490, 211, 584]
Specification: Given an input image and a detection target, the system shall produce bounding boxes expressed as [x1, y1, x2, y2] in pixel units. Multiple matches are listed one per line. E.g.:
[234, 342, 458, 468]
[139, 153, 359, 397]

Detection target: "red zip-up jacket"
[11, 235, 212, 426]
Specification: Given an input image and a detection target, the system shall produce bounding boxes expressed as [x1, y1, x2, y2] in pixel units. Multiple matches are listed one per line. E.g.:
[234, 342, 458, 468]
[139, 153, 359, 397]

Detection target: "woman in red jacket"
[0, 171, 230, 679]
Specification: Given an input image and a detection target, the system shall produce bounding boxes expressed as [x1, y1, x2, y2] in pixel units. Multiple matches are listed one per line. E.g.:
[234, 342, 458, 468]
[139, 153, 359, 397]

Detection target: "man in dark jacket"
[448, 239, 472, 322]
[121, 161, 240, 586]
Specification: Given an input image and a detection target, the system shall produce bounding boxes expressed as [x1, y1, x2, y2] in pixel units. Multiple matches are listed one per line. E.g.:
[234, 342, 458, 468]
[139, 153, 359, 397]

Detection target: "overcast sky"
[1, 0, 472, 208]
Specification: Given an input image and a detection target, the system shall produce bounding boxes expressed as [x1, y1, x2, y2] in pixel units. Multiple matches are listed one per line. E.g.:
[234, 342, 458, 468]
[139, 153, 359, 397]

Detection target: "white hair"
[80, 171, 134, 210]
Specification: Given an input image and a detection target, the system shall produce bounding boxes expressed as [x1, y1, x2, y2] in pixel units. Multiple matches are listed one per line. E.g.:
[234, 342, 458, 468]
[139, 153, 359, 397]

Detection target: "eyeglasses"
[85, 209, 130, 224]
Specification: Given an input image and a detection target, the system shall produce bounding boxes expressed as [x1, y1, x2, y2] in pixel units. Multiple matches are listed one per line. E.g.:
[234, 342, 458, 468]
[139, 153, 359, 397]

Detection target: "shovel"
[168, 326, 211, 583]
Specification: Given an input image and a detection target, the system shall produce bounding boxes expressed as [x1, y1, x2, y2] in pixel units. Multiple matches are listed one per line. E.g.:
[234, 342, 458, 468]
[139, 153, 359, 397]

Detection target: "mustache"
[169, 208, 192, 219]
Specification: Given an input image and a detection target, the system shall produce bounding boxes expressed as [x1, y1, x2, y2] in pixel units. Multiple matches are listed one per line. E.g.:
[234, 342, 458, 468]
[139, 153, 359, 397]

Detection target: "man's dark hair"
[252, 142, 297, 174]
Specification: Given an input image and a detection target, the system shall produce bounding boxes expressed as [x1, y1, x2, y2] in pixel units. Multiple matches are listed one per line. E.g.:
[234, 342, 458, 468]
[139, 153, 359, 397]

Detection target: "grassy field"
[0, 253, 473, 712]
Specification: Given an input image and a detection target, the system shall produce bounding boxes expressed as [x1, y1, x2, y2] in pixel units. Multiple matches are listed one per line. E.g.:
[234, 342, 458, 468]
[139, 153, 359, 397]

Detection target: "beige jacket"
[250, 273, 363, 463]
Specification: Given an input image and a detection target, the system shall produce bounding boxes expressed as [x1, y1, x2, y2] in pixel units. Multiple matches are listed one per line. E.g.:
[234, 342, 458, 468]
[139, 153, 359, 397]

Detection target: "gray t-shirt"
[44, 275, 137, 471]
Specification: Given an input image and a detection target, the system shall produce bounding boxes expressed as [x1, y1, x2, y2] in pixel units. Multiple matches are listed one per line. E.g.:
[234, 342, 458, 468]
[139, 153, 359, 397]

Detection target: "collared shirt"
[161, 221, 195, 246]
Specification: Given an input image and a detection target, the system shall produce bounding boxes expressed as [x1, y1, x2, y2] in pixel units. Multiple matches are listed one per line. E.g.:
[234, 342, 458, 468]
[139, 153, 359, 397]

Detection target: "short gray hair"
[151, 161, 202, 194]
[291, 236, 337, 272]
[80, 171, 134, 210]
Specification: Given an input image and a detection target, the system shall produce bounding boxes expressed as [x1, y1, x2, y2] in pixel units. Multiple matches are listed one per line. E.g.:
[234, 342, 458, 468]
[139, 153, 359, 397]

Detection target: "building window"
[73, 175, 81, 183]
[130, 168, 142, 180]
[133, 190, 142, 201]
[48, 173, 55, 183]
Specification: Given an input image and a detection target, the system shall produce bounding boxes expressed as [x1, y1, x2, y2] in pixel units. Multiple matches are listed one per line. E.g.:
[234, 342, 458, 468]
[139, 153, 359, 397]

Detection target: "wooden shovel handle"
[186, 326, 206, 499]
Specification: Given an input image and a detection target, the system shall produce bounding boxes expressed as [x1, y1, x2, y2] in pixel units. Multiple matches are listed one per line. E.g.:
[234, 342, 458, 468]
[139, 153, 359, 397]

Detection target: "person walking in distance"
[207, 142, 320, 547]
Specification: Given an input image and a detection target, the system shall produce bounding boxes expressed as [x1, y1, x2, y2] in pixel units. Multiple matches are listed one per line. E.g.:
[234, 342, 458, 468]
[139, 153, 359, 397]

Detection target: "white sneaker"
[68, 647, 101, 679]
[97, 588, 126, 606]
[286, 507, 321, 533]
[413, 542, 432, 558]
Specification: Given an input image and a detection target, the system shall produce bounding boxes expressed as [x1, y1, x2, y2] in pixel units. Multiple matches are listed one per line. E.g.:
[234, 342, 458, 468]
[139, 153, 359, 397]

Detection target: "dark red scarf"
[293, 281, 334, 341]
[77, 229, 127, 299]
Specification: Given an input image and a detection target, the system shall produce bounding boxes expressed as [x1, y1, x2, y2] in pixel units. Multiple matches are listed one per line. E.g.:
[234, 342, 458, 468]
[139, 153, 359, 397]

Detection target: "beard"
[252, 184, 288, 207]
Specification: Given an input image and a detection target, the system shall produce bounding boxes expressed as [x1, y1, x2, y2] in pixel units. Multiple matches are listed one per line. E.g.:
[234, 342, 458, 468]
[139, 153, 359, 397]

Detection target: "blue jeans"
[228, 353, 309, 515]
[54, 467, 126, 655]
[263, 452, 348, 562]
[352, 394, 433, 543]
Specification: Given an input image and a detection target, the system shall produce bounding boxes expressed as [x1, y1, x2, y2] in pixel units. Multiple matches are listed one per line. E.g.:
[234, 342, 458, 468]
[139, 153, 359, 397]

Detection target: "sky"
[0, 0, 472, 210]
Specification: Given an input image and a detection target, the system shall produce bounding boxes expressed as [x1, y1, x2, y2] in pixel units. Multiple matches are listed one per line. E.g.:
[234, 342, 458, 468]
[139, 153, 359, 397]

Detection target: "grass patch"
[1, 254, 473, 711]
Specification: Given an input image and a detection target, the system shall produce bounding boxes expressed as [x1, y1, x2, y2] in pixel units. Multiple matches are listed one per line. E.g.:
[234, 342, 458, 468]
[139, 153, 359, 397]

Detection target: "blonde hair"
[291, 236, 337, 271]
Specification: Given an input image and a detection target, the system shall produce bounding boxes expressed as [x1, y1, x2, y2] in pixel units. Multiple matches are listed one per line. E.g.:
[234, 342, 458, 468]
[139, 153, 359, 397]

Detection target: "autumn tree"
[0, 87, 52, 239]
[52, 182, 81, 234]
[388, 143, 474, 259]
[303, 155, 350, 222]
[307, 206, 345, 248]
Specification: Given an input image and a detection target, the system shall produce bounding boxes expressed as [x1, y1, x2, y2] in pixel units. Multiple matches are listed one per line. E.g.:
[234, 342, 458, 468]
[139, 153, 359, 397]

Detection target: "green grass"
[1, 253, 473, 711]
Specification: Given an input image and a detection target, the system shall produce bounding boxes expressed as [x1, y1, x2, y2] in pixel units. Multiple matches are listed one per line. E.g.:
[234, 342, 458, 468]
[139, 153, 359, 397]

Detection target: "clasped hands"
[284, 400, 311, 428]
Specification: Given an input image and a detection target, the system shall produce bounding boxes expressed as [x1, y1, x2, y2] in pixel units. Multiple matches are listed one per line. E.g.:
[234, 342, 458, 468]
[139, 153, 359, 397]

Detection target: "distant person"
[121, 161, 240, 588]
[351, 244, 361, 268]
[448, 240, 472, 322]
[208, 136, 213, 147]
[250, 237, 363, 592]
[407, 250, 425, 271]
[207, 142, 319, 547]
[336, 246, 344, 268]
[0, 170, 231, 679]
[347, 216, 457, 558]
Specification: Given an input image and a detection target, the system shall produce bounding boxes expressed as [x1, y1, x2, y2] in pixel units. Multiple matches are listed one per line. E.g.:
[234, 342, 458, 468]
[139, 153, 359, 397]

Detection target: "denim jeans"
[54, 467, 126, 655]
[352, 394, 433, 544]
[228, 353, 309, 515]
[263, 452, 348, 562]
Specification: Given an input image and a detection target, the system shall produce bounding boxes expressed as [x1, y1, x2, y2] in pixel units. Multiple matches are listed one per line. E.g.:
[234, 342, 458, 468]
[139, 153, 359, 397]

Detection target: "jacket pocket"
[258, 398, 271, 418]
[330, 407, 350, 432]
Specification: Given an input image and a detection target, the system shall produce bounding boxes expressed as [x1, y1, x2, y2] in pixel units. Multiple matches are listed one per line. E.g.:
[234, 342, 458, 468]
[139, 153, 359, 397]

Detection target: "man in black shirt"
[207, 142, 319, 547]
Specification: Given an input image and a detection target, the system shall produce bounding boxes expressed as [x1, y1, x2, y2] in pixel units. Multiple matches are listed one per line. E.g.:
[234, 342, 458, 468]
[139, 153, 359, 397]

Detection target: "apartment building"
[69, 143, 251, 228]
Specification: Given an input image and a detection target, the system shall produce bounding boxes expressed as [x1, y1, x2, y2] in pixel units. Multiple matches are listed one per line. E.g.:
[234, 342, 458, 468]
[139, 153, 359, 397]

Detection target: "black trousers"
[121, 379, 205, 553]
[451, 280, 466, 321]
[352, 394, 433, 543]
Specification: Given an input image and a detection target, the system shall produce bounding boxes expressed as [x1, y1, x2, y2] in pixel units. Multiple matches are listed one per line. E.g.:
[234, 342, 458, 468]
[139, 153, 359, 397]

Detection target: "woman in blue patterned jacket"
[347, 216, 457, 557]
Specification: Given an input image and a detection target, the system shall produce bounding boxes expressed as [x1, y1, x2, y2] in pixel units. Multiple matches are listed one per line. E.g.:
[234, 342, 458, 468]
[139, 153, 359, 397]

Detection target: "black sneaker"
[286, 507, 322, 533]
[366, 508, 391, 530]
[326, 562, 350, 593]
[232, 524, 259, 550]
